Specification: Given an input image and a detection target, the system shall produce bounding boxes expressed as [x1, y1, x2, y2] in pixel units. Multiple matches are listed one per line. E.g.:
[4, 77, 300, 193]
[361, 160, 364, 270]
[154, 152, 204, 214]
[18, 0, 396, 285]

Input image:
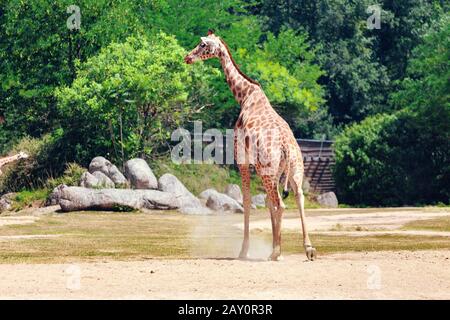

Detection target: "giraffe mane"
[218, 38, 260, 87]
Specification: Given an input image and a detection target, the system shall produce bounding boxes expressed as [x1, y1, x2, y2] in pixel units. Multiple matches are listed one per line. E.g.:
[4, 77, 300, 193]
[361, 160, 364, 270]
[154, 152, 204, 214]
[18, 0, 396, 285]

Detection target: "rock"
[0, 193, 15, 212]
[80, 171, 114, 188]
[200, 189, 243, 213]
[317, 191, 338, 208]
[302, 178, 311, 194]
[252, 194, 266, 208]
[224, 184, 243, 204]
[124, 158, 158, 189]
[89, 156, 127, 186]
[199, 188, 218, 201]
[92, 171, 115, 188]
[158, 174, 212, 214]
[201, 188, 256, 210]
[45, 184, 66, 206]
[80, 172, 98, 188]
[58, 186, 180, 212]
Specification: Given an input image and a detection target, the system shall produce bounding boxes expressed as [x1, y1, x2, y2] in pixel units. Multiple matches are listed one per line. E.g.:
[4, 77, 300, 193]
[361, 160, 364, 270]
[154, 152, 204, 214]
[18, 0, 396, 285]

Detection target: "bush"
[334, 17, 450, 207]
[334, 110, 450, 206]
[46, 163, 87, 190]
[0, 132, 67, 193]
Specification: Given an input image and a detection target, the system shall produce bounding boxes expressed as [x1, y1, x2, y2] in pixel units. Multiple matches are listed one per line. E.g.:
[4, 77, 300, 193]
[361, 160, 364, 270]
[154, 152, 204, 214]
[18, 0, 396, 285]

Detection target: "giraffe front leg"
[238, 165, 251, 259]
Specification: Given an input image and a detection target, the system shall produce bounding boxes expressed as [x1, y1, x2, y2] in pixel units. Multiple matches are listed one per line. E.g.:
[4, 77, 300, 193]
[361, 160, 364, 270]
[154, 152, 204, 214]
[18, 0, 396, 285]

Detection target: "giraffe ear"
[207, 29, 215, 36]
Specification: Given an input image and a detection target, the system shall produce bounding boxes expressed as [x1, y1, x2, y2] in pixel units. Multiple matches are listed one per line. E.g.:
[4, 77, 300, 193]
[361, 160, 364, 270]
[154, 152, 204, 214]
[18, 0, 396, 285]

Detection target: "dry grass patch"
[402, 216, 450, 232]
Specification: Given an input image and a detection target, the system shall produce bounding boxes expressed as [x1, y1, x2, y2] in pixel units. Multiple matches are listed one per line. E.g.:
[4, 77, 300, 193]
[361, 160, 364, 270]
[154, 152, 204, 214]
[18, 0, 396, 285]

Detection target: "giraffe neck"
[0, 154, 20, 167]
[218, 42, 259, 106]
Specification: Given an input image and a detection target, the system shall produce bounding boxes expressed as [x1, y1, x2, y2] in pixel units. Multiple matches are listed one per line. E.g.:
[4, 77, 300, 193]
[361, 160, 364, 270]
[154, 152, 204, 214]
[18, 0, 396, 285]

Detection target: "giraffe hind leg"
[238, 165, 251, 259]
[289, 167, 316, 261]
[260, 174, 284, 261]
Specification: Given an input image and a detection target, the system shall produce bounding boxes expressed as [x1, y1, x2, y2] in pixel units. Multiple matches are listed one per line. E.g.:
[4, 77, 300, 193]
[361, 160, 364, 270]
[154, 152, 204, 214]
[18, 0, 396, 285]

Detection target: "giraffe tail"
[282, 155, 290, 199]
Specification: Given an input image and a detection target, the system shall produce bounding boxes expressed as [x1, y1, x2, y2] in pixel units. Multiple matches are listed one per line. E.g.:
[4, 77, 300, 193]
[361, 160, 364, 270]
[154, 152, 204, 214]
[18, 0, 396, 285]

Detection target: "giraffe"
[0, 152, 29, 175]
[185, 30, 316, 261]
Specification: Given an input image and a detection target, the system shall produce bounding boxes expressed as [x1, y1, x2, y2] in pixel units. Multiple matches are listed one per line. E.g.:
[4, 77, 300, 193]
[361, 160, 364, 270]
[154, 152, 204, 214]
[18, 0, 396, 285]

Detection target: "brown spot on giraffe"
[184, 31, 316, 261]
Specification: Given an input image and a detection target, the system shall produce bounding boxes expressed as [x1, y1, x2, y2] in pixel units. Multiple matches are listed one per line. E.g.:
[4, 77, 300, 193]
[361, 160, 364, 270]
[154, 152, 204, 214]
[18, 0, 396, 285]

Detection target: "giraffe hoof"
[238, 252, 249, 260]
[305, 247, 317, 261]
[268, 253, 283, 261]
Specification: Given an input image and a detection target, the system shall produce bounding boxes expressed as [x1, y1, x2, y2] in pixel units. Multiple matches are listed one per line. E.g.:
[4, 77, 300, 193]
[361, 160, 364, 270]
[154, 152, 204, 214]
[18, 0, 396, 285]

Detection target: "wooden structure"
[297, 139, 335, 193]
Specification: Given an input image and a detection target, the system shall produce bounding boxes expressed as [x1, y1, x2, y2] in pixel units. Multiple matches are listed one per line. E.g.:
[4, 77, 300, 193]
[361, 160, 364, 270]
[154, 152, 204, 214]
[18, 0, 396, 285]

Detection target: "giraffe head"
[18, 151, 29, 159]
[184, 30, 221, 64]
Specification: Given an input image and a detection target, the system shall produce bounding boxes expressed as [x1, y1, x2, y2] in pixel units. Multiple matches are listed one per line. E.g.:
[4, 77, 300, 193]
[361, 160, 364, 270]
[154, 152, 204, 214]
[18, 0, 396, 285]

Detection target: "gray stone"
[224, 184, 243, 204]
[0, 193, 15, 212]
[45, 184, 66, 206]
[199, 188, 218, 201]
[251, 194, 267, 208]
[89, 156, 127, 186]
[317, 191, 338, 208]
[302, 178, 311, 194]
[124, 158, 158, 189]
[158, 174, 212, 215]
[92, 171, 115, 188]
[58, 186, 180, 212]
[80, 171, 114, 188]
[80, 172, 98, 188]
[201, 189, 244, 213]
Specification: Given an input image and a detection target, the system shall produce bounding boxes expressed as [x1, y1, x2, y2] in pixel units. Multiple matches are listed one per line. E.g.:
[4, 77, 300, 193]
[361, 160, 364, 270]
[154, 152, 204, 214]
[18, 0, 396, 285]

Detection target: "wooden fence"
[297, 139, 335, 194]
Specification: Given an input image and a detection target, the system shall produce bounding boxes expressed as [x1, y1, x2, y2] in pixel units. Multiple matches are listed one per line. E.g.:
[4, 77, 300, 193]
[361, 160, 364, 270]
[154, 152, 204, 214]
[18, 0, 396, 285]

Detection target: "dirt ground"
[1, 207, 449, 299]
[0, 250, 449, 299]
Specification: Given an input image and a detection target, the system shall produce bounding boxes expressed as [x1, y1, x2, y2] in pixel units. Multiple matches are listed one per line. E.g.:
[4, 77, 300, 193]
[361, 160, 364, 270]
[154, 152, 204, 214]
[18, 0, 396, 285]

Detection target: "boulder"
[80, 171, 115, 188]
[302, 178, 311, 194]
[92, 171, 115, 188]
[199, 188, 218, 201]
[251, 194, 266, 208]
[0, 193, 15, 212]
[124, 158, 158, 189]
[45, 184, 66, 206]
[58, 186, 180, 212]
[158, 174, 212, 214]
[200, 189, 243, 213]
[317, 191, 338, 208]
[224, 184, 243, 204]
[80, 172, 98, 188]
[88, 156, 127, 186]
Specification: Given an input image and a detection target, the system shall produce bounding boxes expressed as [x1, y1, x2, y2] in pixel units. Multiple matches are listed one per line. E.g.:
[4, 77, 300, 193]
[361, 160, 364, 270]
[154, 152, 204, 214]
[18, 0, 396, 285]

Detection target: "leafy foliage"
[56, 33, 193, 164]
[0, 0, 448, 207]
[248, 0, 447, 123]
[334, 16, 450, 205]
[0, 133, 67, 193]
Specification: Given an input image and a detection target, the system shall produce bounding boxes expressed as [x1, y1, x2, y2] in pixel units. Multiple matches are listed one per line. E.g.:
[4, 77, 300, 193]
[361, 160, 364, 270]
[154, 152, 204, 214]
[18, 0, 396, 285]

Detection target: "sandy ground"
[236, 209, 450, 237]
[1, 207, 449, 299]
[0, 250, 449, 299]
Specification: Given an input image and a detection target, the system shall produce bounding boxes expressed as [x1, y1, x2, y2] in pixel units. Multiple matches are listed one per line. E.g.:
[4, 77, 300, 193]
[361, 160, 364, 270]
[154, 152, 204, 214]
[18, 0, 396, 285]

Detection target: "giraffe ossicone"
[185, 31, 316, 261]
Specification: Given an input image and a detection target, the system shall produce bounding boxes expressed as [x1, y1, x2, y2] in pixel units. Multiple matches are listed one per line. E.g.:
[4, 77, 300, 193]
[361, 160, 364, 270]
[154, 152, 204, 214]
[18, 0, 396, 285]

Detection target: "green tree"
[246, 0, 447, 124]
[56, 34, 193, 164]
[0, 0, 167, 151]
[334, 15, 450, 205]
